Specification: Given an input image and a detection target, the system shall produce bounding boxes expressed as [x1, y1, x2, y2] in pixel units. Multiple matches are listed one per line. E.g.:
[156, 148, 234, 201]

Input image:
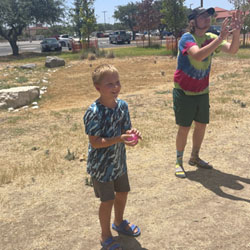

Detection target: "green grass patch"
[110, 46, 172, 57]
[16, 76, 28, 83]
[155, 90, 171, 95]
[215, 47, 250, 60]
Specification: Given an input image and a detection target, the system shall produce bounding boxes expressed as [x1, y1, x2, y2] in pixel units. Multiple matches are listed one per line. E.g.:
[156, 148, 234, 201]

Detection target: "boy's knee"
[115, 191, 128, 198]
[101, 199, 114, 206]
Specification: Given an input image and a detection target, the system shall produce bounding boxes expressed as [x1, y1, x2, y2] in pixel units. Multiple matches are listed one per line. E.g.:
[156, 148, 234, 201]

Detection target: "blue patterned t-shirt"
[83, 99, 132, 182]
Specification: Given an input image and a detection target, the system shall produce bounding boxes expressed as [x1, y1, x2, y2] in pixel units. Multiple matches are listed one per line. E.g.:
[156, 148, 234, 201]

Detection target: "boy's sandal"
[175, 164, 186, 178]
[112, 220, 141, 237]
[189, 157, 213, 169]
[101, 237, 123, 250]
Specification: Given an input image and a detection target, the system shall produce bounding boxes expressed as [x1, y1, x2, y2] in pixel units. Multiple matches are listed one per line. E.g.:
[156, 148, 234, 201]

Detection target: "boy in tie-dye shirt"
[173, 7, 243, 178]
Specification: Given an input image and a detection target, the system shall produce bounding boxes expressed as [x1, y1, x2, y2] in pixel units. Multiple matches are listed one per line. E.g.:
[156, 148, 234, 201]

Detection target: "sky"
[67, 0, 234, 24]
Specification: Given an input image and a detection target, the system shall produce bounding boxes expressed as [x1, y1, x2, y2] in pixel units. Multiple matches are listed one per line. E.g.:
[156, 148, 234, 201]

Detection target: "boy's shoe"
[112, 220, 141, 237]
[175, 164, 186, 178]
[188, 157, 213, 169]
[100, 236, 123, 250]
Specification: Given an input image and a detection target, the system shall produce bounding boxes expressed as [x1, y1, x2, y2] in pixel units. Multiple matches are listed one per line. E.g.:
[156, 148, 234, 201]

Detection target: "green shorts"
[173, 88, 210, 127]
[91, 172, 130, 202]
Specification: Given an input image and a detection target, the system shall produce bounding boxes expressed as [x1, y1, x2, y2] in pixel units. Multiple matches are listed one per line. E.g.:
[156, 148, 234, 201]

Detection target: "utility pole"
[201, 0, 203, 7]
[102, 11, 107, 31]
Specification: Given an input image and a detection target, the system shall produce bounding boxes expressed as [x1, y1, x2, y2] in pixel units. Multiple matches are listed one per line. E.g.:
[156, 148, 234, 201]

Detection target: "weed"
[50, 111, 63, 118]
[70, 123, 79, 131]
[10, 128, 27, 136]
[65, 149, 76, 161]
[16, 76, 28, 83]
[155, 90, 171, 95]
[106, 50, 115, 58]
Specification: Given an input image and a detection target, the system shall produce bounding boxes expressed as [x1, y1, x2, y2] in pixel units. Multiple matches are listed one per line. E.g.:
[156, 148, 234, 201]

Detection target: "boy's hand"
[122, 128, 142, 146]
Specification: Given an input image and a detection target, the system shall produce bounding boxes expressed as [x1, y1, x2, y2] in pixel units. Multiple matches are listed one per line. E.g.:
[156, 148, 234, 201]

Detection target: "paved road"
[0, 38, 136, 57]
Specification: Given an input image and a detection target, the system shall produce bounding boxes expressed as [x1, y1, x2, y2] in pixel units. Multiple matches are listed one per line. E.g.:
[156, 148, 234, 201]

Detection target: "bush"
[106, 50, 115, 58]
[80, 47, 107, 60]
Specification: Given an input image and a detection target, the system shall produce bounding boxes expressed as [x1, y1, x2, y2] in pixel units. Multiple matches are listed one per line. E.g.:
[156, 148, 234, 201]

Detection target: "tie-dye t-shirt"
[174, 32, 227, 95]
[83, 99, 131, 182]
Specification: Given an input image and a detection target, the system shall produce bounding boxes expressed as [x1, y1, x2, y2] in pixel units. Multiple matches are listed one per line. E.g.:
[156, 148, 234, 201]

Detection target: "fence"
[135, 36, 163, 48]
[72, 39, 98, 52]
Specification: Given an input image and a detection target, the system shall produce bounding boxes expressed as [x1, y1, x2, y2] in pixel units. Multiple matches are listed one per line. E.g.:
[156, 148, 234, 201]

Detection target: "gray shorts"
[91, 172, 130, 202]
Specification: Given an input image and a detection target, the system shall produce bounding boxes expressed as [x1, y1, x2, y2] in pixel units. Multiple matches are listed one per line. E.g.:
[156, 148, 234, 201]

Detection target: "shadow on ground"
[186, 167, 250, 202]
[101, 235, 148, 250]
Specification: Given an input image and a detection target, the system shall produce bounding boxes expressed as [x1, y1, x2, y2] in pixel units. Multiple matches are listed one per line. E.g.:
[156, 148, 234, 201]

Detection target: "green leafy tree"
[71, 0, 83, 39]
[154, 0, 166, 38]
[228, 0, 250, 46]
[161, 0, 188, 55]
[113, 2, 139, 40]
[78, 0, 96, 47]
[136, 0, 161, 46]
[0, 0, 64, 55]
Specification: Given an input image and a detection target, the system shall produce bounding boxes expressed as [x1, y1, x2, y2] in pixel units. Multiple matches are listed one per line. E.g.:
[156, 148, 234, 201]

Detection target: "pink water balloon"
[126, 133, 138, 142]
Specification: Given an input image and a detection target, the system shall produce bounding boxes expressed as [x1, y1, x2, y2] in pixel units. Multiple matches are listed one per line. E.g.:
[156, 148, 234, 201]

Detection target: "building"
[214, 7, 249, 24]
[25, 24, 49, 40]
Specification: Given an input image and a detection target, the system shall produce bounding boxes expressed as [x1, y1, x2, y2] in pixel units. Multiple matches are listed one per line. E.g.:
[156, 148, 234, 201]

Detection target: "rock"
[8, 107, 14, 112]
[20, 63, 36, 69]
[20, 105, 29, 110]
[0, 86, 40, 109]
[45, 56, 65, 68]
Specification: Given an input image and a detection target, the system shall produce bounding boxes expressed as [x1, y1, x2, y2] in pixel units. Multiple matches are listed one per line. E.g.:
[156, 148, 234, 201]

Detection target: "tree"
[228, 0, 250, 46]
[71, 0, 83, 39]
[0, 0, 64, 56]
[80, 0, 96, 47]
[136, 0, 161, 46]
[113, 2, 139, 40]
[161, 0, 188, 55]
[71, 0, 96, 47]
[154, 0, 167, 38]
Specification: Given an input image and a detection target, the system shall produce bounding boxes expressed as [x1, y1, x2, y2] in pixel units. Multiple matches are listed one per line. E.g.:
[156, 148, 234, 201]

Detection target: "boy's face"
[95, 72, 121, 100]
[195, 12, 211, 30]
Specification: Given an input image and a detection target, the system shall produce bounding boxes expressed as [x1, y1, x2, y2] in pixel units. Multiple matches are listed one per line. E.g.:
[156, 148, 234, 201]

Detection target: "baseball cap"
[188, 7, 215, 21]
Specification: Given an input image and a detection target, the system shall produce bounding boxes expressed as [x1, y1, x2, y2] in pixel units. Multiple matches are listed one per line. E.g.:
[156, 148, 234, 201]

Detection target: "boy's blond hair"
[92, 64, 119, 85]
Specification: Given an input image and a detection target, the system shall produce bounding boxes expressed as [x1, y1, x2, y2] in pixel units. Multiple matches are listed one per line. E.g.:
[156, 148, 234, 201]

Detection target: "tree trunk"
[174, 36, 178, 56]
[132, 31, 136, 41]
[243, 32, 246, 47]
[9, 39, 19, 56]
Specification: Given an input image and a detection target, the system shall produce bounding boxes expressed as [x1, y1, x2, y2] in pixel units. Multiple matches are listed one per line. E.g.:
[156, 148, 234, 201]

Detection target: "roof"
[29, 26, 48, 30]
[214, 7, 249, 20]
[214, 7, 229, 12]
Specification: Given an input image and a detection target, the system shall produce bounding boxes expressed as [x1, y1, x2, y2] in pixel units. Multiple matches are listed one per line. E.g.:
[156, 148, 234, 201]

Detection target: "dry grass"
[1, 55, 250, 250]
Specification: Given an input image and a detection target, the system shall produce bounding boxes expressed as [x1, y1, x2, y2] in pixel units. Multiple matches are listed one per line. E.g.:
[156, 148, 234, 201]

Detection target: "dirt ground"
[1, 55, 250, 250]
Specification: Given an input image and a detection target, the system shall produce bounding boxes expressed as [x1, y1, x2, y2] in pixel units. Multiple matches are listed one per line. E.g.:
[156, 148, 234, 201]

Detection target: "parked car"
[58, 34, 73, 50]
[207, 25, 221, 35]
[40, 38, 62, 52]
[109, 30, 131, 44]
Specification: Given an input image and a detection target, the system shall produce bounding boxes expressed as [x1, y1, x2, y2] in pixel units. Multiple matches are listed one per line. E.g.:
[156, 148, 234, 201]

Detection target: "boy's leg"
[191, 121, 206, 159]
[99, 199, 114, 242]
[189, 121, 213, 168]
[114, 191, 128, 225]
[175, 125, 191, 178]
[176, 125, 191, 152]
[173, 88, 195, 178]
[189, 93, 213, 169]
[113, 192, 139, 234]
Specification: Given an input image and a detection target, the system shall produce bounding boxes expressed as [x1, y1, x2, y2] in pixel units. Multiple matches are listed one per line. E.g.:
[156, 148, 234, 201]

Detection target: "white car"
[58, 34, 73, 50]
